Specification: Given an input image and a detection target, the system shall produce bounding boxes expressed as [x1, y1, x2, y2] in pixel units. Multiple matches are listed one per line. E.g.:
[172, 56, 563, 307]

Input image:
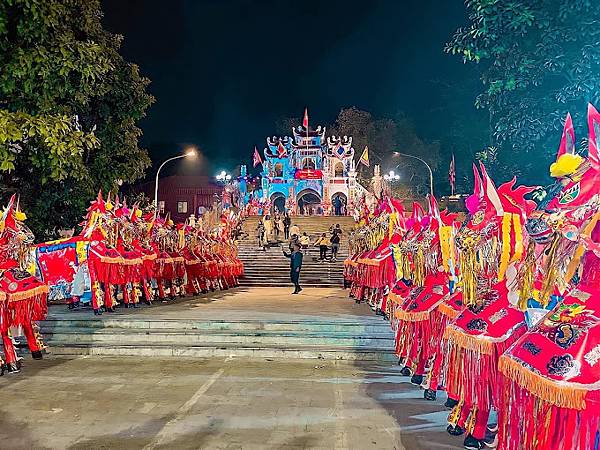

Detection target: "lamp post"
[215, 170, 232, 183]
[154, 148, 197, 218]
[383, 170, 400, 182]
[393, 151, 434, 197]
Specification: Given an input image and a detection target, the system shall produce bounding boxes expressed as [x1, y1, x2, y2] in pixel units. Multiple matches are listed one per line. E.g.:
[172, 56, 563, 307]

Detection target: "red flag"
[252, 146, 262, 167]
[448, 153, 456, 195]
[587, 103, 600, 171]
[277, 141, 287, 158]
[303, 107, 309, 129]
[557, 113, 576, 160]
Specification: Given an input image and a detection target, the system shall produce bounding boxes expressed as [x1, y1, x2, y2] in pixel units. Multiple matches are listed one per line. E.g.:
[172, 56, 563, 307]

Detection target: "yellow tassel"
[440, 226, 453, 273]
[498, 213, 512, 281]
[565, 210, 600, 283]
[460, 245, 477, 307]
[517, 242, 536, 310]
[511, 213, 524, 263]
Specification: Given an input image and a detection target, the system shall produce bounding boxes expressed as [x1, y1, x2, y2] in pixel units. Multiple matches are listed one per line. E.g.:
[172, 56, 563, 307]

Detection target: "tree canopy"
[446, 0, 600, 183]
[0, 0, 153, 239]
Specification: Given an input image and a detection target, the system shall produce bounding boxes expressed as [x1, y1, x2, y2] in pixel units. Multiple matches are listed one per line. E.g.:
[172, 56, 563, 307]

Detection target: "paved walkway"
[47, 287, 382, 322]
[3, 287, 461, 449]
[1, 357, 459, 450]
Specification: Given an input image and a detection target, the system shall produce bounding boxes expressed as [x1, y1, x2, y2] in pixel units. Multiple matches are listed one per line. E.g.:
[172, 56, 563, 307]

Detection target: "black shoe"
[93, 309, 102, 316]
[445, 397, 459, 409]
[292, 291, 299, 295]
[463, 435, 485, 449]
[68, 303, 75, 310]
[297, 287, 303, 293]
[423, 389, 437, 401]
[6, 361, 21, 374]
[31, 350, 43, 360]
[410, 374, 424, 386]
[106, 307, 115, 313]
[483, 434, 498, 449]
[447, 424, 466, 436]
[400, 367, 412, 376]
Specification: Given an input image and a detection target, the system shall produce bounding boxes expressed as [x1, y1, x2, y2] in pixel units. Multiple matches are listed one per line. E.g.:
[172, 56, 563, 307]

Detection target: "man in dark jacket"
[283, 242, 303, 294]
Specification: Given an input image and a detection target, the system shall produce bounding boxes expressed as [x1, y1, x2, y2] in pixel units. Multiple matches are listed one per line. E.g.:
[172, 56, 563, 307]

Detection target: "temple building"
[251, 118, 359, 215]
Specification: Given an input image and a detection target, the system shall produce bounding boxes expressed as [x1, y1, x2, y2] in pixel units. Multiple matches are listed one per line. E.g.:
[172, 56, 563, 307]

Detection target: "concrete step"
[41, 313, 395, 361]
[42, 317, 391, 333]
[47, 342, 396, 362]
[42, 328, 393, 348]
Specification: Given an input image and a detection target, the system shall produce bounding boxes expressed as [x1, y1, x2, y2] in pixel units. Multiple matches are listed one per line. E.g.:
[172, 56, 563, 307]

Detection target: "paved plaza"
[3, 288, 460, 450]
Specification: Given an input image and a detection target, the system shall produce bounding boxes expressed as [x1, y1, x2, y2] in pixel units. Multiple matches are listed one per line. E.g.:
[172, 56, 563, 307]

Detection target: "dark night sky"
[102, 0, 479, 176]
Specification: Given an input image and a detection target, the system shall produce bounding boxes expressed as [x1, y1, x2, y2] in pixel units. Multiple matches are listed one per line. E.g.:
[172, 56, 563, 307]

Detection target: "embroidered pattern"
[489, 308, 508, 324]
[522, 340, 541, 356]
[584, 344, 600, 367]
[547, 354, 574, 376]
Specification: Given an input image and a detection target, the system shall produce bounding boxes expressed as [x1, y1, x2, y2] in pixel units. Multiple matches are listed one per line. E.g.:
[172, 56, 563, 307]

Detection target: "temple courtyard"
[2, 288, 460, 450]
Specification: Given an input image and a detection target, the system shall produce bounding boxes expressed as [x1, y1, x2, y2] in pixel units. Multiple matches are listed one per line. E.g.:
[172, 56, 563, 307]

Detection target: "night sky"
[102, 0, 479, 177]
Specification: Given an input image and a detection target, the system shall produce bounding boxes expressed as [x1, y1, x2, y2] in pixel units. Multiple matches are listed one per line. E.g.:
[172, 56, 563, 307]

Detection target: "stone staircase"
[40, 303, 396, 362]
[238, 216, 356, 288]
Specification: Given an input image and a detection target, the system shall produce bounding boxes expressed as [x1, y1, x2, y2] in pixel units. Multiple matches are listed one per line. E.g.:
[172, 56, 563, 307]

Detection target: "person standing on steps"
[283, 213, 291, 240]
[330, 224, 342, 261]
[314, 233, 329, 261]
[283, 242, 303, 294]
[289, 222, 300, 239]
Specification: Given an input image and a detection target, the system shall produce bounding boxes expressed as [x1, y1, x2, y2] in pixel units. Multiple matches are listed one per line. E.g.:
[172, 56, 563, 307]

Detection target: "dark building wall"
[133, 175, 223, 222]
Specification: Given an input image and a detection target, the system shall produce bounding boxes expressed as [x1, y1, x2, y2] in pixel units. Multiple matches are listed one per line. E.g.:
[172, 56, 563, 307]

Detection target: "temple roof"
[292, 125, 326, 139]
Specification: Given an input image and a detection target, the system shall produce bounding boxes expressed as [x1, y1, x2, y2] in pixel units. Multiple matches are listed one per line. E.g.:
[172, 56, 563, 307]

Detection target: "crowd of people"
[258, 214, 344, 263]
[344, 106, 600, 450]
[0, 193, 244, 375]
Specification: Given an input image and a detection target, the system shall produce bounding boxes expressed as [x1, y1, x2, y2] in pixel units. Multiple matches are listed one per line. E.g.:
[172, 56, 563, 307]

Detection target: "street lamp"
[216, 170, 232, 183]
[154, 147, 197, 217]
[383, 170, 400, 182]
[392, 151, 434, 196]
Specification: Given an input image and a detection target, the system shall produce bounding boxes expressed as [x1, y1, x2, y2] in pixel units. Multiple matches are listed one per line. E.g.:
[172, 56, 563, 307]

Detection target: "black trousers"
[290, 270, 300, 290]
[319, 245, 328, 260]
[284, 227, 290, 239]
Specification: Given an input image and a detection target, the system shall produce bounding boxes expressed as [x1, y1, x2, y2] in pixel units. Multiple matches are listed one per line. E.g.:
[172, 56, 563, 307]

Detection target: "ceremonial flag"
[252, 146, 262, 167]
[448, 153, 456, 195]
[557, 113, 576, 160]
[359, 146, 370, 167]
[303, 107, 309, 129]
[277, 141, 287, 158]
[587, 103, 600, 171]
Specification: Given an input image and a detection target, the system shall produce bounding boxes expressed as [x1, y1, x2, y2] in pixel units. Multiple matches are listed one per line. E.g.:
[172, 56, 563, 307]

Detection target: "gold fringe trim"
[357, 258, 383, 267]
[98, 255, 143, 265]
[395, 309, 430, 322]
[498, 355, 587, 410]
[185, 260, 202, 266]
[142, 254, 157, 261]
[437, 301, 459, 319]
[7, 284, 48, 302]
[443, 326, 494, 355]
[388, 292, 404, 305]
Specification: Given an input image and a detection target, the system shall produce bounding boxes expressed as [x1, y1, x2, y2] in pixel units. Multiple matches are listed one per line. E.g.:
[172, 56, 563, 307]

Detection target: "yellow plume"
[15, 210, 27, 221]
[550, 153, 583, 178]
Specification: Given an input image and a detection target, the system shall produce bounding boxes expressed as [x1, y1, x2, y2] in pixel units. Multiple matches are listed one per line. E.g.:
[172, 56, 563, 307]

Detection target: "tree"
[0, 0, 153, 239]
[329, 107, 441, 195]
[446, 0, 600, 184]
